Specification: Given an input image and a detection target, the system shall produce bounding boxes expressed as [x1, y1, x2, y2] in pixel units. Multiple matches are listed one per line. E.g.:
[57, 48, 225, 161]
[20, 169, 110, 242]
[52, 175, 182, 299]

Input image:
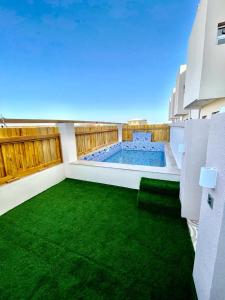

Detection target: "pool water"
[103, 150, 165, 167]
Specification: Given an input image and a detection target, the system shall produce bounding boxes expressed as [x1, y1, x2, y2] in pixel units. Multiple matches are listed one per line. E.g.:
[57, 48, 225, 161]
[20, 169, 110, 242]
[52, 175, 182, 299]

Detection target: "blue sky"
[0, 0, 199, 123]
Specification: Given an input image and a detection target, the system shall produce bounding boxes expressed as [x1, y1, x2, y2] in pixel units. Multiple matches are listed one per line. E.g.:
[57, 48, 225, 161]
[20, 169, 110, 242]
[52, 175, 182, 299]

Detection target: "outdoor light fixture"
[199, 167, 218, 189]
[178, 144, 185, 154]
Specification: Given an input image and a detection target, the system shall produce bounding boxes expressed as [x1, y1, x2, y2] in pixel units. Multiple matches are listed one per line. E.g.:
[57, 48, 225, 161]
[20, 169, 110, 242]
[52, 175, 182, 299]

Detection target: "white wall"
[57, 123, 77, 162]
[193, 113, 225, 300]
[169, 88, 176, 120]
[180, 119, 210, 220]
[0, 164, 65, 216]
[184, 0, 207, 107]
[66, 162, 179, 190]
[200, 98, 225, 118]
[174, 65, 188, 116]
[184, 0, 225, 107]
[117, 124, 123, 142]
[200, 0, 225, 100]
[169, 123, 185, 169]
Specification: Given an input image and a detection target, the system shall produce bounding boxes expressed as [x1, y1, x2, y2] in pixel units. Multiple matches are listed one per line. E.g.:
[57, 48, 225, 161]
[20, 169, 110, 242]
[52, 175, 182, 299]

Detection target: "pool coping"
[73, 143, 180, 176]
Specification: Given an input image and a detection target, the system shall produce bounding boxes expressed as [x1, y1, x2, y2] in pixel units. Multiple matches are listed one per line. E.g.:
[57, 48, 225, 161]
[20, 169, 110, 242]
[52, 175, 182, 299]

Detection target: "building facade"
[184, 0, 225, 119]
[174, 65, 189, 119]
[127, 119, 148, 125]
[169, 0, 225, 121]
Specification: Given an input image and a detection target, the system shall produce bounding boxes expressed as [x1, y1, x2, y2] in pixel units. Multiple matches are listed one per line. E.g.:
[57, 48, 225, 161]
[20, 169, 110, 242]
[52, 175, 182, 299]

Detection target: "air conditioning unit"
[217, 22, 225, 45]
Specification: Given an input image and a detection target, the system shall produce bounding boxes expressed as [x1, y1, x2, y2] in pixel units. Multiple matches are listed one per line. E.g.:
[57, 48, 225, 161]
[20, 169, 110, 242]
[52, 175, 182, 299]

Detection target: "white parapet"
[193, 113, 225, 300]
[65, 159, 180, 190]
[169, 122, 185, 169]
[0, 164, 65, 216]
[180, 119, 210, 220]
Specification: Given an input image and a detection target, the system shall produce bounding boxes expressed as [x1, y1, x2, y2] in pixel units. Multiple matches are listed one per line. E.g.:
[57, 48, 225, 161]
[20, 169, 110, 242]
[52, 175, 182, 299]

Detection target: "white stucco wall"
[174, 65, 188, 116]
[200, 98, 225, 118]
[200, 0, 225, 100]
[169, 123, 185, 169]
[184, 0, 207, 107]
[168, 98, 173, 120]
[193, 113, 225, 300]
[169, 88, 177, 121]
[0, 164, 65, 215]
[184, 0, 225, 107]
[117, 124, 123, 142]
[190, 109, 200, 119]
[66, 162, 179, 190]
[180, 119, 210, 220]
[57, 123, 77, 162]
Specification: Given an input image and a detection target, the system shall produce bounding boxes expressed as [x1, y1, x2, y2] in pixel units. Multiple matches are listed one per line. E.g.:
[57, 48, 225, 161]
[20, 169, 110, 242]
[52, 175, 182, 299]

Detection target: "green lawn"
[0, 179, 196, 300]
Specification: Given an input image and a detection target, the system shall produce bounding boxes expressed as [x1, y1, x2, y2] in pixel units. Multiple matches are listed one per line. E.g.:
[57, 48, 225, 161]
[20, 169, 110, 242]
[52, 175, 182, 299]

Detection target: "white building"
[184, 0, 225, 119]
[173, 65, 189, 120]
[169, 65, 190, 122]
[168, 88, 177, 122]
[127, 119, 148, 125]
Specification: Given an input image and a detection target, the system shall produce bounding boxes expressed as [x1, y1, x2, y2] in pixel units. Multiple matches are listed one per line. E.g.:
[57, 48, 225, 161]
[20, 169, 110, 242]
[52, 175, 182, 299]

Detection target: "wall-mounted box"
[199, 167, 218, 189]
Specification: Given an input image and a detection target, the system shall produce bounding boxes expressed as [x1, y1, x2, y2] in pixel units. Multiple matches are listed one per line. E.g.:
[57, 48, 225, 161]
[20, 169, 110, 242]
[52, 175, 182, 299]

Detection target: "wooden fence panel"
[0, 127, 62, 185]
[75, 126, 118, 156]
[122, 124, 170, 142]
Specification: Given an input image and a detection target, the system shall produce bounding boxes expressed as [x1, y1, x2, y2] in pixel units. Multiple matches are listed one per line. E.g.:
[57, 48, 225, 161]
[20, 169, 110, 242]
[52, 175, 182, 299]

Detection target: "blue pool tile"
[81, 141, 166, 167]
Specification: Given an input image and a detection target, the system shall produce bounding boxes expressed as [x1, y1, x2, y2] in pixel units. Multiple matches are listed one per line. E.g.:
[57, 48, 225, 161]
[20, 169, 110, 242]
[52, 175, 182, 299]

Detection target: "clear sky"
[0, 0, 199, 123]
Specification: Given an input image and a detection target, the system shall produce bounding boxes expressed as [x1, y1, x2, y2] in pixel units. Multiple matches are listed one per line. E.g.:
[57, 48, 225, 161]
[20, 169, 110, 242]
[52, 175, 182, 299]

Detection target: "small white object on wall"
[199, 167, 218, 189]
[219, 106, 225, 113]
[178, 143, 185, 154]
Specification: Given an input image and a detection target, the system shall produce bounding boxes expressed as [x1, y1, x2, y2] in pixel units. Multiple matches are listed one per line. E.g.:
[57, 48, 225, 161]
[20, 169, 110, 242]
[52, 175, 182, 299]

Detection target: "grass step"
[137, 190, 181, 218]
[140, 177, 180, 197]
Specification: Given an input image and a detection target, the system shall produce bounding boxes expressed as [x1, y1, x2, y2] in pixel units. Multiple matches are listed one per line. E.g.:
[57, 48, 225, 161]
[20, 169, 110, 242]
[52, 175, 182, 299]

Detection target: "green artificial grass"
[0, 179, 196, 300]
[137, 178, 181, 218]
[140, 178, 180, 196]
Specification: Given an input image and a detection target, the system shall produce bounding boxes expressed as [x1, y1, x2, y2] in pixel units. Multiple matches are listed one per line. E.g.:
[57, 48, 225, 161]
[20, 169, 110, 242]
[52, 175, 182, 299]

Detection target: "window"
[217, 22, 225, 45]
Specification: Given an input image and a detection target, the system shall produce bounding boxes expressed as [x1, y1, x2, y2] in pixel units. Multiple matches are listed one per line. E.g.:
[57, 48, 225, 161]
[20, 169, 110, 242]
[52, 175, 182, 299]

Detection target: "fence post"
[117, 124, 123, 142]
[57, 123, 77, 163]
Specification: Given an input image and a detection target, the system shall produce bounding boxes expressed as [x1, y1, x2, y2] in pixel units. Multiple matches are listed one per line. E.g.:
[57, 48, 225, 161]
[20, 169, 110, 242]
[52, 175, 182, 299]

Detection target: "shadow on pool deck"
[0, 179, 196, 300]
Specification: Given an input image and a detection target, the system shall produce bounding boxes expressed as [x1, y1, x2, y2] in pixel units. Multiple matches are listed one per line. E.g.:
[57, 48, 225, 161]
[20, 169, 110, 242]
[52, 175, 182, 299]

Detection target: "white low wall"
[193, 113, 225, 300]
[0, 164, 65, 216]
[180, 119, 210, 220]
[169, 123, 185, 169]
[65, 162, 180, 190]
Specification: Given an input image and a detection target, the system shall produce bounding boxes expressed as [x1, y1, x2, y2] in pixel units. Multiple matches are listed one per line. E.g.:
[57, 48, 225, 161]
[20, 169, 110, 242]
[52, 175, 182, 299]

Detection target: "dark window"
[217, 22, 225, 45]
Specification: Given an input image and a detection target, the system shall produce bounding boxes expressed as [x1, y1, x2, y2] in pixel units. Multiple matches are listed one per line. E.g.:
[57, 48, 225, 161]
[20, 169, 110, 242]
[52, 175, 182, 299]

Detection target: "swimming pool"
[81, 141, 166, 167]
[104, 149, 165, 167]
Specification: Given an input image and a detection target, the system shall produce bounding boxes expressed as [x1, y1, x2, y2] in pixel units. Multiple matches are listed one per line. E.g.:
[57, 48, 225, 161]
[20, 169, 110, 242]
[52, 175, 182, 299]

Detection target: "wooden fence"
[0, 127, 62, 185]
[122, 124, 170, 142]
[75, 126, 118, 156]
